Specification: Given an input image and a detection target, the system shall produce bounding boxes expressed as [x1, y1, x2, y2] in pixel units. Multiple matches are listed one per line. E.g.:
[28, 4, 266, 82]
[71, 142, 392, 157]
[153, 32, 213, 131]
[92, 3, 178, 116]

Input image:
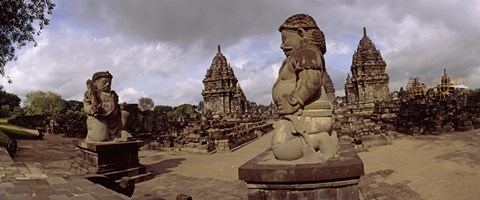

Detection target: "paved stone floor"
[0, 148, 130, 200]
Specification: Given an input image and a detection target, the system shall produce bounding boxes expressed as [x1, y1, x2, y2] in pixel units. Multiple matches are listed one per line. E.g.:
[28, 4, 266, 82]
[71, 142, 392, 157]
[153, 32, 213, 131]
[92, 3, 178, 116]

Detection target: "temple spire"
[217, 45, 221, 53]
[363, 27, 367, 37]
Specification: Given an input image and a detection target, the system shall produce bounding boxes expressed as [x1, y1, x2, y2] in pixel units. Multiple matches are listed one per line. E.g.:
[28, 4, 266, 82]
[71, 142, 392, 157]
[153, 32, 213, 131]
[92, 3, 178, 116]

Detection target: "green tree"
[138, 97, 154, 112]
[169, 104, 196, 117]
[0, 105, 11, 117]
[0, 86, 21, 117]
[11, 106, 24, 118]
[154, 105, 173, 113]
[64, 100, 84, 114]
[24, 90, 64, 115]
[0, 0, 55, 81]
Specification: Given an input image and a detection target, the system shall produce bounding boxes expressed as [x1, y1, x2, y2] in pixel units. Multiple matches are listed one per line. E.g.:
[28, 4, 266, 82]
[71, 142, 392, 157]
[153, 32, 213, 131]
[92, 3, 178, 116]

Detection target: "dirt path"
[358, 130, 480, 200]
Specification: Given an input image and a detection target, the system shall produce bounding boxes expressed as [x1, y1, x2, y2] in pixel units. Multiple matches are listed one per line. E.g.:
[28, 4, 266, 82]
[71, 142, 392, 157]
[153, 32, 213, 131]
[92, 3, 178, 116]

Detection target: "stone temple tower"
[345, 27, 390, 105]
[202, 45, 248, 115]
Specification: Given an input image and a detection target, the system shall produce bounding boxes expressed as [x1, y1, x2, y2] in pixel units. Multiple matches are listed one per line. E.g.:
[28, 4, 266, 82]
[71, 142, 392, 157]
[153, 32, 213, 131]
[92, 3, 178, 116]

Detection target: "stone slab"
[73, 140, 144, 153]
[238, 144, 364, 183]
[238, 144, 364, 200]
[73, 140, 151, 182]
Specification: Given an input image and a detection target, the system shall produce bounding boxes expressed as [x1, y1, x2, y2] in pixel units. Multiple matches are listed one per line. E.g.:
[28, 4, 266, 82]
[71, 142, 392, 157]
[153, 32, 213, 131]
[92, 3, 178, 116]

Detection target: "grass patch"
[0, 119, 39, 140]
[0, 130, 9, 147]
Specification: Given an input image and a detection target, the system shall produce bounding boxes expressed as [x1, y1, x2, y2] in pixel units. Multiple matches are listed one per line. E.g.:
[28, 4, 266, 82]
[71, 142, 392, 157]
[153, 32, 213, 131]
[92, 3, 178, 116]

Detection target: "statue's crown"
[279, 14, 318, 31]
[92, 71, 113, 81]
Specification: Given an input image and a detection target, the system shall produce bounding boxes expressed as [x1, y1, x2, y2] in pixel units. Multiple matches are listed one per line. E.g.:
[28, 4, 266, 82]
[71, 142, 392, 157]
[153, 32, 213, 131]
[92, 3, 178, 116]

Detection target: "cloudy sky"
[2, 0, 480, 106]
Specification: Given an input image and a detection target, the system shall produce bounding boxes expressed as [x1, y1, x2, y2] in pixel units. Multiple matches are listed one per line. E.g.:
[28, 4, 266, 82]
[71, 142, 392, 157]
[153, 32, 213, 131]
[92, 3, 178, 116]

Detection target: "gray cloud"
[2, 0, 479, 107]
[65, 0, 300, 50]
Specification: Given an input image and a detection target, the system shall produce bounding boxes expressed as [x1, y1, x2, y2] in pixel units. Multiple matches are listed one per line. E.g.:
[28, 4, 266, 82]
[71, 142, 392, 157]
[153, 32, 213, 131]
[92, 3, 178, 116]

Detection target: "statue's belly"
[272, 79, 296, 104]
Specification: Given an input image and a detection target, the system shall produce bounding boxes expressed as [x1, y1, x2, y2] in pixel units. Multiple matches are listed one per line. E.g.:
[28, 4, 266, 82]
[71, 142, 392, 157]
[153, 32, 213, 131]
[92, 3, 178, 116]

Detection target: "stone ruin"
[202, 45, 249, 116]
[336, 68, 480, 149]
[335, 28, 479, 150]
[344, 27, 390, 114]
[333, 99, 397, 150]
[155, 116, 274, 154]
[393, 70, 479, 135]
[334, 27, 395, 149]
[144, 46, 275, 154]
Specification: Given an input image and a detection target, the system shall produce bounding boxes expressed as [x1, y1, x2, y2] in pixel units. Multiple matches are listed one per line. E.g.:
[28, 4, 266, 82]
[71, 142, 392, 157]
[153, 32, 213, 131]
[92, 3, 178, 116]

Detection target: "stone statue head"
[279, 14, 326, 55]
[92, 71, 113, 92]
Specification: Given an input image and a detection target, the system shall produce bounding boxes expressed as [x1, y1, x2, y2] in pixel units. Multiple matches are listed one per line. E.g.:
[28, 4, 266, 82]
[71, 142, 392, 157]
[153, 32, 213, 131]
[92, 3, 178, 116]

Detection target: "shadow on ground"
[145, 158, 186, 176]
[411, 130, 480, 168]
[359, 169, 422, 200]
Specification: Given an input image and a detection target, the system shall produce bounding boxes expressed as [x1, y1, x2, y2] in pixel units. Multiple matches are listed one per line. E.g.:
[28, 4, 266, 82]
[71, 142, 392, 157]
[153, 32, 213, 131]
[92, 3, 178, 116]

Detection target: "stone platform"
[0, 148, 130, 199]
[73, 140, 151, 182]
[238, 144, 364, 200]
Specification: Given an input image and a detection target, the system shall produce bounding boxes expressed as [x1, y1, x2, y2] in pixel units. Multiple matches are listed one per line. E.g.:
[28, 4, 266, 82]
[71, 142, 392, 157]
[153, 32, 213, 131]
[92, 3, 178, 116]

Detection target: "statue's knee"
[272, 138, 303, 161]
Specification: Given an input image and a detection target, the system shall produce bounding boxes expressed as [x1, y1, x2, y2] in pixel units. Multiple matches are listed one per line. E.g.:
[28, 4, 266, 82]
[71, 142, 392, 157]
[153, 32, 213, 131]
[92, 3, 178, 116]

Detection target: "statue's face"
[280, 30, 302, 56]
[94, 77, 111, 92]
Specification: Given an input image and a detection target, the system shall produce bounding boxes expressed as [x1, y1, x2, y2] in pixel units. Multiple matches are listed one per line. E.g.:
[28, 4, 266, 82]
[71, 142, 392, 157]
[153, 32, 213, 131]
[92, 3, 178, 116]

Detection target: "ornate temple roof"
[205, 45, 236, 80]
[351, 27, 385, 70]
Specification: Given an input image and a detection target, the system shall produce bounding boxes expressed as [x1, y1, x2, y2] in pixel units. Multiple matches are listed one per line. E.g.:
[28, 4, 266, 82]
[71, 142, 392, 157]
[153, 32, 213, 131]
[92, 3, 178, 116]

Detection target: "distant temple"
[406, 76, 427, 97]
[202, 45, 249, 115]
[436, 69, 457, 99]
[345, 27, 390, 105]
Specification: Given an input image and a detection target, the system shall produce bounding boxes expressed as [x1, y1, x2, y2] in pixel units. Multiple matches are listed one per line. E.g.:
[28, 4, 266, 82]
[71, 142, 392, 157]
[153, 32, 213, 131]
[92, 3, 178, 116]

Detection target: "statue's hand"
[277, 94, 301, 115]
[91, 104, 102, 117]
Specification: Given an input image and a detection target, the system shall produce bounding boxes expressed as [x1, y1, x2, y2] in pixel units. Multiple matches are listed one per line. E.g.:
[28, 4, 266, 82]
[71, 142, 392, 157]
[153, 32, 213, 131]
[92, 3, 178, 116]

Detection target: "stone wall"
[394, 90, 480, 135]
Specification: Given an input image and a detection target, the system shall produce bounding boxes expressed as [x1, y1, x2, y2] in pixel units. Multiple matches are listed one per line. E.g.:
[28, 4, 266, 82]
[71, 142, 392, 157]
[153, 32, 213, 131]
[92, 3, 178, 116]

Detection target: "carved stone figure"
[83, 71, 132, 142]
[271, 14, 338, 163]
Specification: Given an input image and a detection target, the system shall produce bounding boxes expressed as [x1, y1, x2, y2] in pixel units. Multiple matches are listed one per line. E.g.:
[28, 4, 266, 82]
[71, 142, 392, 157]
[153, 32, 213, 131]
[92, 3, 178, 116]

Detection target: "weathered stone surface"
[239, 144, 363, 182]
[73, 140, 151, 182]
[270, 13, 339, 163]
[393, 69, 479, 135]
[345, 27, 389, 106]
[202, 45, 249, 115]
[239, 144, 364, 199]
[0, 147, 131, 199]
[83, 71, 132, 142]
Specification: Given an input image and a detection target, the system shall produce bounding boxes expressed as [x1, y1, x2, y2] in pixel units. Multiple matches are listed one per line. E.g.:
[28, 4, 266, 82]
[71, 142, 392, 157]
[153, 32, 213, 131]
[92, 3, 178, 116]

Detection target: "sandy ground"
[9, 128, 480, 200]
[138, 132, 272, 182]
[358, 130, 480, 200]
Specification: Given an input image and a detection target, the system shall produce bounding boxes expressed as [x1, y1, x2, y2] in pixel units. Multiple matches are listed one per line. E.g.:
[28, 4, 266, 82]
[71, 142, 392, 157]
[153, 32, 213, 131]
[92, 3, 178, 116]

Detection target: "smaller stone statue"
[83, 71, 132, 142]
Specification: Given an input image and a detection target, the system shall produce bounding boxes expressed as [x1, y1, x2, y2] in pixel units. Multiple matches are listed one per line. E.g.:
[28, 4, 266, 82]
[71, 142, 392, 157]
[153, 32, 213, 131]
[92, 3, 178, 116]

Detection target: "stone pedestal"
[238, 144, 364, 200]
[73, 140, 151, 182]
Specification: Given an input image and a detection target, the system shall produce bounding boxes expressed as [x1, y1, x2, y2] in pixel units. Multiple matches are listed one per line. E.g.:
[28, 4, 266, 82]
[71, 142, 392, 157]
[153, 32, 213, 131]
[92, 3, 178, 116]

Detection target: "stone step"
[100, 166, 152, 182]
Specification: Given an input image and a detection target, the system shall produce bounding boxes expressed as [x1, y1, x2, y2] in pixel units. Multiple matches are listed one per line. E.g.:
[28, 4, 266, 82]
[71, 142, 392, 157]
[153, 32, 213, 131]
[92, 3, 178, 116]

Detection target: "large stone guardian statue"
[83, 71, 132, 142]
[272, 14, 339, 163]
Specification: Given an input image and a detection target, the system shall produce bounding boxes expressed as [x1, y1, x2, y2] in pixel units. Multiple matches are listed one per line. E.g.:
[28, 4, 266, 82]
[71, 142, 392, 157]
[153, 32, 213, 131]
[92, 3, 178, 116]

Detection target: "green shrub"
[0, 120, 39, 140]
[0, 130, 9, 147]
